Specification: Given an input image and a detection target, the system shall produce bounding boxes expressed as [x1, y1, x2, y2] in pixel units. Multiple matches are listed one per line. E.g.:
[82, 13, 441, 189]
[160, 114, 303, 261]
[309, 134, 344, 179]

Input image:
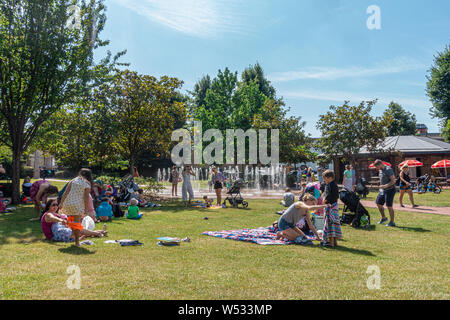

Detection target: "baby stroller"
[354, 177, 369, 198]
[223, 179, 248, 208]
[415, 174, 428, 193]
[116, 174, 139, 203]
[339, 188, 371, 228]
[426, 176, 442, 194]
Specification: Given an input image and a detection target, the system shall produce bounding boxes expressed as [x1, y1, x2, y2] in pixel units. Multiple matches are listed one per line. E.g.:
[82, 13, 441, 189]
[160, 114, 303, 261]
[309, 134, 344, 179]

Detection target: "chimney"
[416, 124, 428, 136]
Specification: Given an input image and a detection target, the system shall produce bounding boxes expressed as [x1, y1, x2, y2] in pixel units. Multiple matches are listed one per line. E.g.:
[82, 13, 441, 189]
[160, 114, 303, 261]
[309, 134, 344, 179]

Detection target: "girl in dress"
[322, 170, 342, 247]
[171, 165, 180, 197]
[211, 166, 225, 207]
[59, 168, 93, 247]
[343, 164, 354, 191]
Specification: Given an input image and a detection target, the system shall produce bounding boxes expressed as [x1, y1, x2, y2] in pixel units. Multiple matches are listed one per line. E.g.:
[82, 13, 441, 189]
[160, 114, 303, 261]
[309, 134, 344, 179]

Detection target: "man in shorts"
[374, 159, 397, 227]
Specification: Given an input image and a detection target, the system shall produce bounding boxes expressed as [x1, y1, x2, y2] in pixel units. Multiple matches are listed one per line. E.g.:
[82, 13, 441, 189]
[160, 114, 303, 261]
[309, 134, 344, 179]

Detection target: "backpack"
[112, 204, 124, 217]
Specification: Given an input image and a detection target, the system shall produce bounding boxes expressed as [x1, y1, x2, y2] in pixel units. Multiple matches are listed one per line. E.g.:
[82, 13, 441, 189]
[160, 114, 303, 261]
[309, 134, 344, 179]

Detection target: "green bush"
[21, 166, 34, 178]
[54, 170, 76, 179]
[134, 177, 164, 196]
[95, 175, 121, 186]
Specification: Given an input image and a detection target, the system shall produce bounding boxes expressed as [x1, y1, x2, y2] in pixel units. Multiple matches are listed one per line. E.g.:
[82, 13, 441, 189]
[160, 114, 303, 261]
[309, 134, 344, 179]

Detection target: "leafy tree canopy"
[383, 102, 417, 136]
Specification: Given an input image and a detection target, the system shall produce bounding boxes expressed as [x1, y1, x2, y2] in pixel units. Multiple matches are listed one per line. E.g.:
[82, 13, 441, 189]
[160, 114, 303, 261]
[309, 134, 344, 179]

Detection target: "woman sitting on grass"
[41, 199, 106, 243]
[276, 194, 326, 242]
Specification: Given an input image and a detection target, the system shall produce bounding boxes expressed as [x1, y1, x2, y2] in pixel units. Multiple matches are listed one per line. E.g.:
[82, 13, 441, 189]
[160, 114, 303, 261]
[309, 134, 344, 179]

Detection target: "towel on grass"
[202, 226, 317, 245]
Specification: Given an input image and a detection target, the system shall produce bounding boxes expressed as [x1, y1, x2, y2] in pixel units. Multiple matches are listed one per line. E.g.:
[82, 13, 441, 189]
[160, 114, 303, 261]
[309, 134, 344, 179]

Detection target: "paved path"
[359, 200, 450, 216]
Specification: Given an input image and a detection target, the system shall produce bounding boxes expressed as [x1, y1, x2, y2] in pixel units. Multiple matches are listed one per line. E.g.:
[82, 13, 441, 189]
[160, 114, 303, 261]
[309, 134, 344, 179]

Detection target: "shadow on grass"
[396, 226, 431, 233]
[58, 246, 96, 255]
[342, 224, 377, 232]
[321, 245, 376, 257]
[0, 208, 43, 246]
[149, 200, 253, 214]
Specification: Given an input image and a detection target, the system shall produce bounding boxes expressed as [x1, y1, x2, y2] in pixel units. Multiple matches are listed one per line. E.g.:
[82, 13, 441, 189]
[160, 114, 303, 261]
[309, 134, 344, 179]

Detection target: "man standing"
[374, 159, 396, 227]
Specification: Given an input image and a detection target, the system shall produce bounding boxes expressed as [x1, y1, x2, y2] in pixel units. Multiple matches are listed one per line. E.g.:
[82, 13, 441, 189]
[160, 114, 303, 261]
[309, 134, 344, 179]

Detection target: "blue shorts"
[278, 217, 295, 231]
[376, 188, 396, 207]
[399, 183, 411, 191]
[127, 213, 143, 220]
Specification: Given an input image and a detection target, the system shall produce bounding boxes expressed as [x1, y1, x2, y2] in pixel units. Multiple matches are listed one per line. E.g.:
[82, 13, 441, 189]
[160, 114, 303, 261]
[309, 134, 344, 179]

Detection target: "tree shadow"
[58, 246, 96, 255]
[0, 209, 43, 246]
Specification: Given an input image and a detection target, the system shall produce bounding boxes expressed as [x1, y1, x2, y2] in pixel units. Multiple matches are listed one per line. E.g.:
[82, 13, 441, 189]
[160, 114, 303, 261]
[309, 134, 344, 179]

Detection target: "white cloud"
[114, 0, 250, 38]
[269, 58, 426, 82]
[280, 89, 430, 109]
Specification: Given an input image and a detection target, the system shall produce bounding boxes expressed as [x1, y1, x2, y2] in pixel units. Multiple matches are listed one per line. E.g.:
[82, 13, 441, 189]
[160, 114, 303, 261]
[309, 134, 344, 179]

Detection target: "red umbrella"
[431, 160, 450, 169]
[398, 160, 423, 168]
[369, 161, 391, 169]
[432, 160, 450, 179]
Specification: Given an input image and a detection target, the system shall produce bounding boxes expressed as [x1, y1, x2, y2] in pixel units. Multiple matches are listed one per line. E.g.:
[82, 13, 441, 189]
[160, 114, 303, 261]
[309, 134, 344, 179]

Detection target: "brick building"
[333, 135, 450, 183]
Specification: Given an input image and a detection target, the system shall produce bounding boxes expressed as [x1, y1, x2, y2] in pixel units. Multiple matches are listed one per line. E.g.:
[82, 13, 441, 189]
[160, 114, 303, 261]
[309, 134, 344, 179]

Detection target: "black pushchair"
[354, 177, 369, 198]
[339, 188, 371, 228]
[116, 174, 139, 203]
[223, 179, 248, 208]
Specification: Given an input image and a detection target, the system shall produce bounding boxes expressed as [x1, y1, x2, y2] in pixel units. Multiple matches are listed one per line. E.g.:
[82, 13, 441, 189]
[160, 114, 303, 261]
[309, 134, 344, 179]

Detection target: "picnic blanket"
[202, 226, 317, 245]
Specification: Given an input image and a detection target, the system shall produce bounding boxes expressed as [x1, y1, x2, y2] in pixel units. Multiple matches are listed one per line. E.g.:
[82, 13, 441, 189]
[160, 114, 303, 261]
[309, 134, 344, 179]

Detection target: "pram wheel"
[242, 201, 248, 208]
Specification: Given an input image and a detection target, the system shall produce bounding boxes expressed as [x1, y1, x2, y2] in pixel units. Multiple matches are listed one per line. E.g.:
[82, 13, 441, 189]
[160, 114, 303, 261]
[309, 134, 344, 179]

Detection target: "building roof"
[416, 124, 428, 129]
[359, 135, 450, 155]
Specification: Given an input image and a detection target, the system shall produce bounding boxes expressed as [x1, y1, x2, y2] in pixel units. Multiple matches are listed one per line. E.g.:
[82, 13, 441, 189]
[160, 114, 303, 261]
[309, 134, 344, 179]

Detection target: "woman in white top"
[182, 165, 195, 205]
[60, 168, 93, 246]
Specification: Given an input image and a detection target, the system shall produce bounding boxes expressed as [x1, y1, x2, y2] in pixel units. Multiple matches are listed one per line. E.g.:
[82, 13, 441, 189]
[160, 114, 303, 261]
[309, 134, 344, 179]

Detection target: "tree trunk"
[11, 146, 22, 205]
[129, 157, 135, 175]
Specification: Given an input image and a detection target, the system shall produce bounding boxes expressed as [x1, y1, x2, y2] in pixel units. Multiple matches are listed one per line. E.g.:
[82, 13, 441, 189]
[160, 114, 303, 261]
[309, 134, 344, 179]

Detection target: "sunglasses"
[51, 203, 58, 207]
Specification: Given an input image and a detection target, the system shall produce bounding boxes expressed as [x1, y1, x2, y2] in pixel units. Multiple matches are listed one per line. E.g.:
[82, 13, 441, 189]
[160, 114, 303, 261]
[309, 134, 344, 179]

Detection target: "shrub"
[21, 166, 34, 178]
[134, 177, 164, 196]
[95, 175, 121, 186]
[54, 170, 76, 179]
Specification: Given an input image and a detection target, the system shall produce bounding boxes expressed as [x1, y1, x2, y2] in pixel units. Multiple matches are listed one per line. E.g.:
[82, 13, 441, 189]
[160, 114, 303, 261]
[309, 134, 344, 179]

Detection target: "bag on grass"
[112, 204, 124, 217]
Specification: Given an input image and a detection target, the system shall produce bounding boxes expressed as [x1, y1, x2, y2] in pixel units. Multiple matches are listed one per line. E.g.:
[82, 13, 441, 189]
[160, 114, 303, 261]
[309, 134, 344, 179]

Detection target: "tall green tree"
[316, 100, 392, 164]
[196, 68, 238, 132]
[427, 45, 450, 141]
[253, 98, 314, 165]
[191, 64, 312, 165]
[103, 70, 187, 174]
[33, 104, 92, 171]
[190, 75, 211, 109]
[0, 0, 125, 203]
[383, 102, 417, 136]
[240, 62, 276, 99]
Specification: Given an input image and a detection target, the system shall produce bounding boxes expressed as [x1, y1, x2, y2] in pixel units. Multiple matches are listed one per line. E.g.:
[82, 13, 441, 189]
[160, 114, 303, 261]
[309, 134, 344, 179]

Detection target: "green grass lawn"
[362, 189, 450, 207]
[0, 199, 449, 300]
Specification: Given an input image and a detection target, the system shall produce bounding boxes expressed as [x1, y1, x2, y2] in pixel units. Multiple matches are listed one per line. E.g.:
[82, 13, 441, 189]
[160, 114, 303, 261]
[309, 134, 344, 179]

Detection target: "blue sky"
[96, 0, 450, 137]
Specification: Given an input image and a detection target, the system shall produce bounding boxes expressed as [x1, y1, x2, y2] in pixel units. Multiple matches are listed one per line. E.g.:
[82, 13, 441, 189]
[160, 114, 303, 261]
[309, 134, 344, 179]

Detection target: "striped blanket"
[202, 226, 317, 245]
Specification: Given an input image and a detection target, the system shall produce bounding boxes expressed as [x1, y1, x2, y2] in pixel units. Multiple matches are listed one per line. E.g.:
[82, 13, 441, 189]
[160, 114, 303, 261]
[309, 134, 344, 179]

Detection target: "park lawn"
[0, 199, 449, 300]
[362, 189, 450, 207]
